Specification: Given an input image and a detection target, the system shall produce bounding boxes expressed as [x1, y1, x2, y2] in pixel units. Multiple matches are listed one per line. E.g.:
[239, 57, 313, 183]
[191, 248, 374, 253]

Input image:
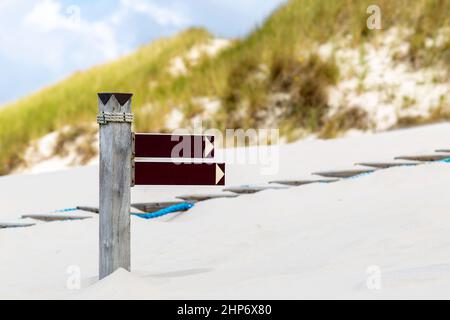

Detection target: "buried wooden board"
[131, 201, 186, 213]
[313, 169, 375, 179]
[394, 154, 450, 162]
[176, 193, 239, 202]
[0, 222, 36, 229]
[269, 179, 339, 186]
[76, 206, 99, 214]
[355, 162, 419, 169]
[21, 214, 92, 222]
[223, 185, 288, 194]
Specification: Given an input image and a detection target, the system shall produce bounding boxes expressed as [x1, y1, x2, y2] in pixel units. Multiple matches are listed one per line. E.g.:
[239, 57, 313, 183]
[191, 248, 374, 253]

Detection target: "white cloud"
[20, 0, 119, 67]
[0, 0, 14, 10]
[19, 0, 190, 65]
[23, 0, 79, 31]
[120, 0, 190, 27]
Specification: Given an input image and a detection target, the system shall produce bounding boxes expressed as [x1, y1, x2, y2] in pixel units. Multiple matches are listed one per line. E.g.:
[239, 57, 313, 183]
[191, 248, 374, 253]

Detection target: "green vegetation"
[1, 0, 449, 174]
[319, 107, 370, 138]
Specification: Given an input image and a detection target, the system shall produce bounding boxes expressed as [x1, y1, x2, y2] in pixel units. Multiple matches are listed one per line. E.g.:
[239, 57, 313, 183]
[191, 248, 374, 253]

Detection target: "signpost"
[98, 92, 226, 279]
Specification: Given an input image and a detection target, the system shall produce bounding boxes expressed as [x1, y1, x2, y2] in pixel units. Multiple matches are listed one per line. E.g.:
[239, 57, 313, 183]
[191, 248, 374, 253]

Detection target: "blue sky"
[0, 0, 286, 105]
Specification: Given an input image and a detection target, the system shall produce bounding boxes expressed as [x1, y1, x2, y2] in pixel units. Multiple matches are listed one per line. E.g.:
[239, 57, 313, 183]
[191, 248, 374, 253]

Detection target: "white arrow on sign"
[216, 164, 225, 184]
[204, 137, 214, 157]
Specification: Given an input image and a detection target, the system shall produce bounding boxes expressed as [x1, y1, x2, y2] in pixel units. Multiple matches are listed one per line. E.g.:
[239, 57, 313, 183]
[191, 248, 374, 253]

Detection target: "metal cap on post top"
[98, 93, 133, 107]
[97, 93, 134, 125]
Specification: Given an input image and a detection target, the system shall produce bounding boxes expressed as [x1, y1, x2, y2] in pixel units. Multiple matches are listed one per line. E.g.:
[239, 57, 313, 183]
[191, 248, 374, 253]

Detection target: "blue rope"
[53, 208, 78, 213]
[131, 202, 194, 220]
[49, 203, 195, 220]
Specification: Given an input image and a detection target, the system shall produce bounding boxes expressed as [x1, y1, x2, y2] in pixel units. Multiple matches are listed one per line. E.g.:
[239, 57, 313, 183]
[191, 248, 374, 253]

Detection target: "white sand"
[169, 38, 231, 77]
[1, 123, 450, 299]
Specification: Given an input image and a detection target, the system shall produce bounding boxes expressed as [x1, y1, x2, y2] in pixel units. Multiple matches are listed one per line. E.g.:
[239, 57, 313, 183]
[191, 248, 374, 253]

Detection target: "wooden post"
[98, 93, 133, 279]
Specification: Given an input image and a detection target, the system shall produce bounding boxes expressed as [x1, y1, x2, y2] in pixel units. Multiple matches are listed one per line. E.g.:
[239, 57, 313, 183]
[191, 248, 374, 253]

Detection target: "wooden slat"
[176, 193, 239, 202]
[313, 169, 375, 179]
[76, 206, 99, 214]
[134, 162, 225, 186]
[223, 185, 288, 194]
[269, 179, 338, 186]
[21, 214, 92, 222]
[355, 162, 418, 169]
[131, 201, 185, 213]
[134, 133, 214, 159]
[0, 222, 36, 229]
[394, 154, 450, 162]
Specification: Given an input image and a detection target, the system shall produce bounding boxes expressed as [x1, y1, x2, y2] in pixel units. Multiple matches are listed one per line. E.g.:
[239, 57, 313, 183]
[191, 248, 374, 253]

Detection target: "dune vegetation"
[1, 0, 449, 174]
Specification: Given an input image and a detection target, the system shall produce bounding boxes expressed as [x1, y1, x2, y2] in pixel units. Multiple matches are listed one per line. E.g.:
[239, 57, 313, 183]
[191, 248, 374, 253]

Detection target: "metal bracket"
[131, 132, 135, 187]
[97, 111, 134, 125]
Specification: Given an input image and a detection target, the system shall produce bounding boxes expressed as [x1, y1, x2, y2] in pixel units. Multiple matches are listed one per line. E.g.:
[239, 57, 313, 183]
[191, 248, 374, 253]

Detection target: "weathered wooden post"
[97, 93, 133, 279]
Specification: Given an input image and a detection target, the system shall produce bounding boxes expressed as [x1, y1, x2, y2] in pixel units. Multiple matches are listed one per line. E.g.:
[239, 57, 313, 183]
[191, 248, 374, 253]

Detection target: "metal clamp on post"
[97, 111, 134, 125]
[131, 132, 136, 187]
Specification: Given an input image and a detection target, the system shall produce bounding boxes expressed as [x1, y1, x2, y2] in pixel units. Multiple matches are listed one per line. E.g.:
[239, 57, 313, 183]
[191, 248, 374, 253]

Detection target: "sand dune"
[1, 123, 450, 299]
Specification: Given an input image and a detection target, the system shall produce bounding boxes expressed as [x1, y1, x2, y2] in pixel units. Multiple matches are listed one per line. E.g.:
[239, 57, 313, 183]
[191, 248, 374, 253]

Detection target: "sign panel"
[134, 133, 214, 159]
[134, 162, 225, 186]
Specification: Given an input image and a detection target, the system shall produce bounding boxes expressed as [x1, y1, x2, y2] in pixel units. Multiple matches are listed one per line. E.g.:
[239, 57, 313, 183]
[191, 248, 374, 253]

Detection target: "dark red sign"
[134, 133, 214, 159]
[134, 162, 225, 186]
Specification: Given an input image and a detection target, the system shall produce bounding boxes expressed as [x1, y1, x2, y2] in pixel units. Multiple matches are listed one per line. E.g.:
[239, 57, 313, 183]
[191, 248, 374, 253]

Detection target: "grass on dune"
[164, 0, 449, 130]
[1, 0, 450, 174]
